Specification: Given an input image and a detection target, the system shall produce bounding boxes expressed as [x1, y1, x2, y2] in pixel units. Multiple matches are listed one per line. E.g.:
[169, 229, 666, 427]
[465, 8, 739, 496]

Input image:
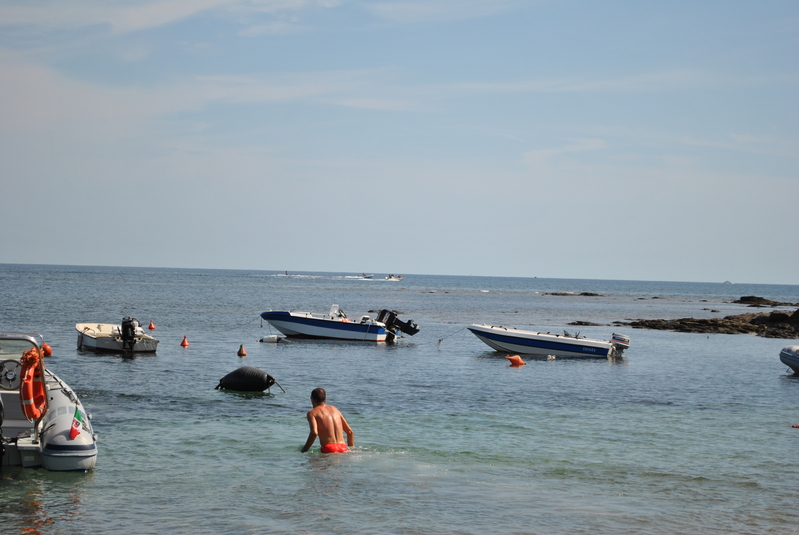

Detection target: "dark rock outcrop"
[545, 292, 602, 297]
[626, 308, 799, 339]
[733, 295, 799, 307]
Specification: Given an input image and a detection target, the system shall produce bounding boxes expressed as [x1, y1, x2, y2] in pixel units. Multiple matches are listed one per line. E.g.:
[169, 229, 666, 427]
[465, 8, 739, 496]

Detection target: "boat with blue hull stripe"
[468, 324, 630, 359]
[260, 305, 419, 343]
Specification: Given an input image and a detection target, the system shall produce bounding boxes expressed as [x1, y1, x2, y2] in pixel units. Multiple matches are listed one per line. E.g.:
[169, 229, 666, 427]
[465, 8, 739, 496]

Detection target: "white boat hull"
[780, 345, 799, 374]
[76, 323, 158, 353]
[261, 311, 390, 342]
[468, 324, 630, 358]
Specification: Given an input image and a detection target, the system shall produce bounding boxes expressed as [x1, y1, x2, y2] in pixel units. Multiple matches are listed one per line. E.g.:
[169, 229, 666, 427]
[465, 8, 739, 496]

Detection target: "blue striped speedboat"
[468, 323, 630, 358]
[260, 305, 419, 343]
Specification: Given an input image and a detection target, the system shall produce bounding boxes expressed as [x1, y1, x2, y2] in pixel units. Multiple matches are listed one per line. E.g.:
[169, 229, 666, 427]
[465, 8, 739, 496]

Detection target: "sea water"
[0, 264, 797, 534]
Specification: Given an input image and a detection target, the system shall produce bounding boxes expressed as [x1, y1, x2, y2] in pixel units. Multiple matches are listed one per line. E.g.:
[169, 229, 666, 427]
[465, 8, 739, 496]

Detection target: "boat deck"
[75, 323, 122, 337]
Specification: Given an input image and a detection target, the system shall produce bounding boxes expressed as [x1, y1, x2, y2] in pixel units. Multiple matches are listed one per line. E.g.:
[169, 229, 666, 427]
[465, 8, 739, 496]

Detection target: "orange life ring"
[19, 348, 48, 421]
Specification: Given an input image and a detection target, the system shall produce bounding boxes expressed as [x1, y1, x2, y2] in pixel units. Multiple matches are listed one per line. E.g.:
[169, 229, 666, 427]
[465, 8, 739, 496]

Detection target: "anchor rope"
[205, 316, 260, 334]
[408, 326, 468, 348]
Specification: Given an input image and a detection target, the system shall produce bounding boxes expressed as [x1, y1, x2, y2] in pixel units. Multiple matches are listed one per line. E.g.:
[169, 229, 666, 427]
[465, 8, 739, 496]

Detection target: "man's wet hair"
[311, 388, 326, 404]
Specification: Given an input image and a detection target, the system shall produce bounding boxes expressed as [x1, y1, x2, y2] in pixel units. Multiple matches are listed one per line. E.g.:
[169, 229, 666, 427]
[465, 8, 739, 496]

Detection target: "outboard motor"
[610, 333, 631, 356]
[377, 309, 420, 336]
[121, 317, 138, 351]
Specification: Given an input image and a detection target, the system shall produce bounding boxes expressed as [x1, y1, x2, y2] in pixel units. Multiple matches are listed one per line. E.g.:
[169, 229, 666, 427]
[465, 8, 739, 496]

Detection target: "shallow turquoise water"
[1, 265, 798, 534]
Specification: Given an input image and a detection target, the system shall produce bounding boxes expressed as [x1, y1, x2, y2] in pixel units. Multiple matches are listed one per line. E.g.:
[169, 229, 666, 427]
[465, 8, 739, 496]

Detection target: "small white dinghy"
[0, 332, 98, 471]
[76, 317, 158, 353]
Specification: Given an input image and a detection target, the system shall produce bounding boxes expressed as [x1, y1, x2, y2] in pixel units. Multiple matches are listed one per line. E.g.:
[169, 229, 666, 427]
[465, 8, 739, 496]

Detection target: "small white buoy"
[259, 335, 282, 343]
[547, 355, 556, 361]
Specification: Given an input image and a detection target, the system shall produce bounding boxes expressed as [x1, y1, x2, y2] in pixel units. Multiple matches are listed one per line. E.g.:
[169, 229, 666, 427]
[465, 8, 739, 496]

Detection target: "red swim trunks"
[321, 443, 349, 454]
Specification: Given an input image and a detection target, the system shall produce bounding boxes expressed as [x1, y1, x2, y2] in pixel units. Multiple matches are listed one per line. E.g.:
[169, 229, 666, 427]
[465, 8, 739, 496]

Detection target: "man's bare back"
[301, 388, 354, 453]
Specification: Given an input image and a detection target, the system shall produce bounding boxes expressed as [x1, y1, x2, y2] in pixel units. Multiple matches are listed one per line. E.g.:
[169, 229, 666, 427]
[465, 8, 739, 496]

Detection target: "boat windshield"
[0, 338, 38, 359]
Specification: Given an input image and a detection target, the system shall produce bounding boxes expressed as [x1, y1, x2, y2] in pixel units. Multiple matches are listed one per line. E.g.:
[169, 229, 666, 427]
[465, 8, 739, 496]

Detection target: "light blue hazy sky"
[1, 1, 797, 284]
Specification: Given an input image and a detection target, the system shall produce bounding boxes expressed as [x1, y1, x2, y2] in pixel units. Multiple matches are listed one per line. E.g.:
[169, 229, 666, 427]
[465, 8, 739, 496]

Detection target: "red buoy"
[505, 355, 526, 366]
[181, 336, 190, 347]
[148, 321, 156, 330]
[237, 344, 247, 357]
[42, 342, 53, 357]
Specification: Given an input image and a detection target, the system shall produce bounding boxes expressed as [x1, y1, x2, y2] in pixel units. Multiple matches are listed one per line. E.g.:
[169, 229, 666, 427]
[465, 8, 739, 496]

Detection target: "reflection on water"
[1, 469, 93, 534]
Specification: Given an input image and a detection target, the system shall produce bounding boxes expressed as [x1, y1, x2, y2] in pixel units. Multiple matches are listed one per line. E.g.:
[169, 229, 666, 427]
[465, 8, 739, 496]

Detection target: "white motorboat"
[76, 317, 158, 353]
[0, 332, 98, 471]
[468, 323, 631, 358]
[779, 345, 799, 374]
[260, 304, 419, 343]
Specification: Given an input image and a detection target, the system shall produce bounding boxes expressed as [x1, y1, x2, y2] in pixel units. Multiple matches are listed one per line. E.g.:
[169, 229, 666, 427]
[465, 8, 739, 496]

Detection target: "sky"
[0, 0, 797, 284]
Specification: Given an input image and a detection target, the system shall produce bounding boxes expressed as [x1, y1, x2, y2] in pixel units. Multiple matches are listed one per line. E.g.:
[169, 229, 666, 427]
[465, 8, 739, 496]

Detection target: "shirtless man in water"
[301, 388, 354, 453]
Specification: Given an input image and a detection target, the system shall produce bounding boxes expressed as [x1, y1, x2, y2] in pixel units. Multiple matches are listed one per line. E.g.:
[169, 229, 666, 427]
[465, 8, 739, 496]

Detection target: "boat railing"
[80, 326, 98, 336]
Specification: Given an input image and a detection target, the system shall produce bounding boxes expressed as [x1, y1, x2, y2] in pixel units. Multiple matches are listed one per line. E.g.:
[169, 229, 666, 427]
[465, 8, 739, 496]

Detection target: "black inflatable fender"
[215, 366, 284, 392]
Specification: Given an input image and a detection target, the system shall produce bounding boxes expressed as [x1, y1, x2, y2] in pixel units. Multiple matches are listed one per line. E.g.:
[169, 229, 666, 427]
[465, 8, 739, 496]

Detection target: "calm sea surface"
[1, 264, 798, 534]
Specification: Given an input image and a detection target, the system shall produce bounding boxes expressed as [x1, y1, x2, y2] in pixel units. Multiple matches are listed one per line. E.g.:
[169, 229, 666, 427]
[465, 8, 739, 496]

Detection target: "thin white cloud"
[0, 0, 235, 33]
[0, 0, 338, 34]
[0, 54, 419, 136]
[333, 97, 415, 110]
[365, 0, 522, 23]
[237, 20, 309, 36]
[523, 139, 606, 166]
[451, 69, 798, 95]
[5, 47, 793, 142]
[680, 134, 799, 159]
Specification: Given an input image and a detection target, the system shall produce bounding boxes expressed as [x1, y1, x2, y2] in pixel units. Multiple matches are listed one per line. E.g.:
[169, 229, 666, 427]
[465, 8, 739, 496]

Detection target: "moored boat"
[260, 305, 419, 343]
[0, 332, 98, 471]
[779, 345, 799, 374]
[76, 317, 158, 353]
[468, 323, 631, 358]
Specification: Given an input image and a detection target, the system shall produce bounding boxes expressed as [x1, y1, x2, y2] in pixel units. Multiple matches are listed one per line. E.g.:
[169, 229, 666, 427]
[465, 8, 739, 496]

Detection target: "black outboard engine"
[377, 309, 420, 336]
[121, 317, 138, 351]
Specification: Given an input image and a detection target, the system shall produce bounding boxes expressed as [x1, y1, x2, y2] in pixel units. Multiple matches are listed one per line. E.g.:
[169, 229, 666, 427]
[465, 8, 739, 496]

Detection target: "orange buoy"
[793, 424, 799, 429]
[505, 355, 526, 366]
[148, 321, 156, 330]
[181, 336, 190, 347]
[237, 344, 247, 357]
[42, 342, 53, 357]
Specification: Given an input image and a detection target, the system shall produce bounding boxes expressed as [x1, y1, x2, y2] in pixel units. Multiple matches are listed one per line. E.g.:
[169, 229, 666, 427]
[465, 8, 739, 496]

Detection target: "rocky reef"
[624, 303, 799, 339]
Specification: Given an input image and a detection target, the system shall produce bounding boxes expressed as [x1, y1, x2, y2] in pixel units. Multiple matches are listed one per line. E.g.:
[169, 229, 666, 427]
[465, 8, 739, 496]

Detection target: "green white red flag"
[69, 407, 83, 439]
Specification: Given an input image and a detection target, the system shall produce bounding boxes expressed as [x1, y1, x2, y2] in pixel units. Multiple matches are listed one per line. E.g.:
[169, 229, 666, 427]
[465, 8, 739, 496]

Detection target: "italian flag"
[69, 407, 83, 440]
